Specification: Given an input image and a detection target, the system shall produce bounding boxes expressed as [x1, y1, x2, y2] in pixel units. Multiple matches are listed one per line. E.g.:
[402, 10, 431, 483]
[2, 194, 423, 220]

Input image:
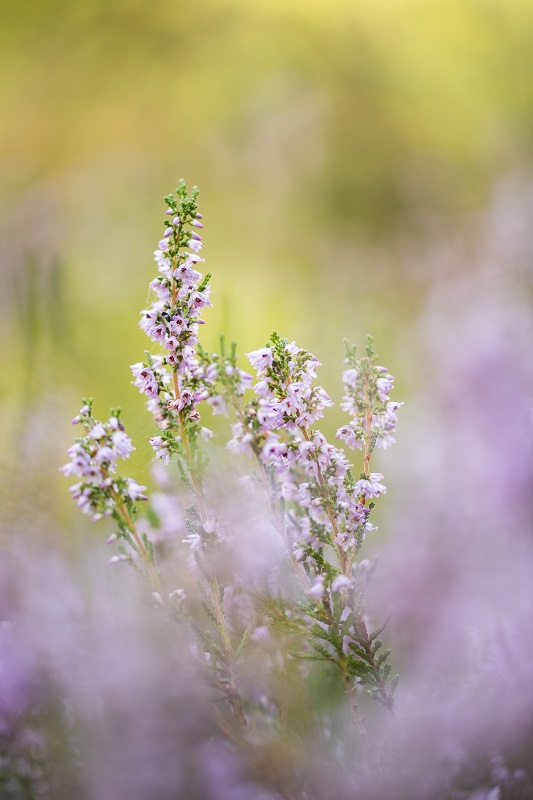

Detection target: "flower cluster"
[226, 335, 332, 461]
[246, 332, 333, 431]
[225, 333, 398, 560]
[60, 401, 147, 521]
[131, 181, 214, 463]
[336, 337, 402, 453]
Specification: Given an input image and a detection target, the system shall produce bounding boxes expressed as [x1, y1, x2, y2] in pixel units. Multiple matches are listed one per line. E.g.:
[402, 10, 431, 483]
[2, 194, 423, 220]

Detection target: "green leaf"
[345, 656, 373, 679]
[236, 628, 251, 659]
[310, 623, 331, 641]
[347, 642, 370, 662]
[369, 611, 392, 641]
[376, 649, 391, 668]
[310, 642, 337, 663]
[201, 602, 218, 627]
[289, 651, 330, 662]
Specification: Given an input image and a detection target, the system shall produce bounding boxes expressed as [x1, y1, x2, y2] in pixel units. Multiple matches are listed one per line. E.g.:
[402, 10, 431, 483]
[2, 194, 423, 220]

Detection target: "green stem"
[300, 427, 348, 575]
[109, 484, 163, 595]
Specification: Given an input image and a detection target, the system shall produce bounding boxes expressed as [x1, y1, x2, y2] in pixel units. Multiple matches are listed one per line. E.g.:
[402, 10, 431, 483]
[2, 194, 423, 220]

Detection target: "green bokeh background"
[2, 0, 533, 539]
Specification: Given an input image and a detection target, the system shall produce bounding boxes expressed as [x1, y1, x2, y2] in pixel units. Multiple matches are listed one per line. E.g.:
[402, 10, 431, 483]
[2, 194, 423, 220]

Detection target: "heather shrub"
[2, 182, 533, 800]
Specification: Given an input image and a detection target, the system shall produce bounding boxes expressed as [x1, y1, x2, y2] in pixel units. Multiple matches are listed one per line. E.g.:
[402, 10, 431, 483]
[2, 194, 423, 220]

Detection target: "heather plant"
[58, 180, 402, 791]
[3, 182, 533, 800]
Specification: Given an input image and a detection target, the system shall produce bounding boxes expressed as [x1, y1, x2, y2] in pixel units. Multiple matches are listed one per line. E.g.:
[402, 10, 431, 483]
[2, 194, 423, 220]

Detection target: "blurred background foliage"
[2, 0, 533, 538]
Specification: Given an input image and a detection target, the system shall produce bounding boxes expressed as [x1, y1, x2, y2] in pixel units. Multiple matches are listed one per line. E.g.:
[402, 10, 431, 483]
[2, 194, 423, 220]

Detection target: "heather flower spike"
[61, 400, 161, 591]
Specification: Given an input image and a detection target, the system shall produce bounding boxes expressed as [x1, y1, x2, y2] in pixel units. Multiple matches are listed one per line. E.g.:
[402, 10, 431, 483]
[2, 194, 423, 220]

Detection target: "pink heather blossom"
[376, 376, 394, 402]
[336, 423, 362, 450]
[131, 364, 160, 399]
[174, 264, 202, 284]
[262, 438, 287, 463]
[354, 473, 386, 498]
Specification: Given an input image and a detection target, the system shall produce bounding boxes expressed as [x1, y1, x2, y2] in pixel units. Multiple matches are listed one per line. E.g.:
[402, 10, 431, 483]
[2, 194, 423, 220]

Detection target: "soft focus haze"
[2, 2, 533, 796]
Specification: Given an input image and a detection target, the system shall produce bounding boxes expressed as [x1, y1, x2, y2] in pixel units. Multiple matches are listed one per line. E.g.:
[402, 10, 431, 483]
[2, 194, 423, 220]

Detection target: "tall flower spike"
[132, 182, 215, 463]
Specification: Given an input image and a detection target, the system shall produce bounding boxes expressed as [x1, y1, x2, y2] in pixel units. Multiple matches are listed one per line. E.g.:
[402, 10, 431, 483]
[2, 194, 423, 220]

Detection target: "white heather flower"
[207, 395, 227, 415]
[246, 347, 273, 373]
[375, 432, 396, 450]
[254, 380, 271, 398]
[169, 588, 186, 604]
[187, 238, 203, 253]
[60, 445, 90, 477]
[250, 626, 270, 641]
[183, 532, 203, 551]
[203, 517, 219, 535]
[112, 431, 135, 459]
[95, 445, 115, 465]
[109, 555, 128, 565]
[308, 574, 325, 598]
[126, 479, 148, 501]
[342, 368, 358, 387]
[89, 422, 106, 440]
[227, 432, 253, 455]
